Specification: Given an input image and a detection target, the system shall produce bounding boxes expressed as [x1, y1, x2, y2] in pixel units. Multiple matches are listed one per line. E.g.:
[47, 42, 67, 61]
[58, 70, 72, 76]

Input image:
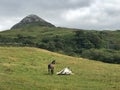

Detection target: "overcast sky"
[0, 0, 120, 31]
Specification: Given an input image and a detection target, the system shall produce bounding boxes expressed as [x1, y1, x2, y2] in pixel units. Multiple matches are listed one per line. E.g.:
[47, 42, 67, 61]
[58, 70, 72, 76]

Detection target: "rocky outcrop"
[11, 14, 55, 29]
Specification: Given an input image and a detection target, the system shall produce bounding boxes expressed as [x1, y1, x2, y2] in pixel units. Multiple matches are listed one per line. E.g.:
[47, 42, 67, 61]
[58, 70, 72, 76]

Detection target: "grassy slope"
[1, 27, 120, 41]
[0, 47, 120, 90]
[0, 27, 75, 41]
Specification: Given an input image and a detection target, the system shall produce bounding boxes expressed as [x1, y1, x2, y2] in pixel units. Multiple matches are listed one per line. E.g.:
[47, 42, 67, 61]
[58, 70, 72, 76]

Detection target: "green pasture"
[0, 47, 120, 90]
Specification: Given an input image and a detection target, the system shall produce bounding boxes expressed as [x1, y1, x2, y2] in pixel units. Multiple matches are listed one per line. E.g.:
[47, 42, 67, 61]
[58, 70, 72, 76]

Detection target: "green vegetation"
[0, 26, 120, 64]
[81, 49, 120, 64]
[0, 47, 120, 90]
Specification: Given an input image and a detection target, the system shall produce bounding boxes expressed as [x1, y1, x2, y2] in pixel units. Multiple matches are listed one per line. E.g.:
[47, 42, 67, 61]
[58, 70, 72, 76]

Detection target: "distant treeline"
[0, 29, 120, 64]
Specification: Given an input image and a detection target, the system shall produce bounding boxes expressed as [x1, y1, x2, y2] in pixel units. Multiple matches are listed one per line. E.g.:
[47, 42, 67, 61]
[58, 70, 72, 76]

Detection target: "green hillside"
[0, 47, 120, 90]
[0, 26, 73, 40]
[0, 26, 120, 64]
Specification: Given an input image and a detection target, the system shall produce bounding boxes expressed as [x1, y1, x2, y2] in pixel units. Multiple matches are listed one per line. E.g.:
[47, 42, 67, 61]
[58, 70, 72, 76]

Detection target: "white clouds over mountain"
[0, 0, 120, 31]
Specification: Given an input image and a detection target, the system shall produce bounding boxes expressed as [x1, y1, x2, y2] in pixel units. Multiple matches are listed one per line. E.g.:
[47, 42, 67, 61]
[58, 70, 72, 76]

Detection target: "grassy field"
[0, 47, 120, 90]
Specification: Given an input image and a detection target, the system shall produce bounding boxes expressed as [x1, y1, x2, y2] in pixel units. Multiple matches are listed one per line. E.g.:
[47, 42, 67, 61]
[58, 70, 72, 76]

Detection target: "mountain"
[11, 14, 55, 29]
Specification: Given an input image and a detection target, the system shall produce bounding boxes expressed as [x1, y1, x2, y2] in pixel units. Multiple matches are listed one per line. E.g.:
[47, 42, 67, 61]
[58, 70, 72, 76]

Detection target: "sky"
[0, 0, 120, 31]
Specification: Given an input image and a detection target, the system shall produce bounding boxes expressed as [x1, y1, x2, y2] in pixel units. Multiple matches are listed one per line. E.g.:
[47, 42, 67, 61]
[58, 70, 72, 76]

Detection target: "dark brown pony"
[48, 60, 55, 74]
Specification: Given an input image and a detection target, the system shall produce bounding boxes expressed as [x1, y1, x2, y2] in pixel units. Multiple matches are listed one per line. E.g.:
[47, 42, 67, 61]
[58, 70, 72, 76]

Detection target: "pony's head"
[51, 60, 56, 64]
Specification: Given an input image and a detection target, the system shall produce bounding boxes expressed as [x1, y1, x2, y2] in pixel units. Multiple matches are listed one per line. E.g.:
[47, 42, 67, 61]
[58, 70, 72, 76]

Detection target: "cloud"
[0, 17, 20, 30]
[60, 0, 120, 30]
[61, 7, 91, 21]
[0, 0, 120, 31]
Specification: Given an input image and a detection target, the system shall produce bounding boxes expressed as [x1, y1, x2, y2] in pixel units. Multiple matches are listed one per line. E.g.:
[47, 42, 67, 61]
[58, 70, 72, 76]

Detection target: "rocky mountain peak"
[20, 14, 46, 24]
[11, 14, 55, 29]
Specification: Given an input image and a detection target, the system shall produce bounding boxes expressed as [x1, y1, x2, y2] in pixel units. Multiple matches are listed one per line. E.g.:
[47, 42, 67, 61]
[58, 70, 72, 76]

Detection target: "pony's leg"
[51, 69, 54, 74]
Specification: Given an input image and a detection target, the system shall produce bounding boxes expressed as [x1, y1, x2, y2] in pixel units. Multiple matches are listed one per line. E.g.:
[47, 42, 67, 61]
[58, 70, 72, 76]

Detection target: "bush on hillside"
[81, 49, 120, 64]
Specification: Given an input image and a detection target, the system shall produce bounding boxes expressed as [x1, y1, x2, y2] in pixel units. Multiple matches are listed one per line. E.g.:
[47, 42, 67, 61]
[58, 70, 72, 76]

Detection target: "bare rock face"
[11, 14, 55, 29]
[20, 14, 45, 24]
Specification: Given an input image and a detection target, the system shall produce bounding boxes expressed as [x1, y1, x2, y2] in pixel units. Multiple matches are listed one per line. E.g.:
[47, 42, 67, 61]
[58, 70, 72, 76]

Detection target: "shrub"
[81, 49, 120, 64]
